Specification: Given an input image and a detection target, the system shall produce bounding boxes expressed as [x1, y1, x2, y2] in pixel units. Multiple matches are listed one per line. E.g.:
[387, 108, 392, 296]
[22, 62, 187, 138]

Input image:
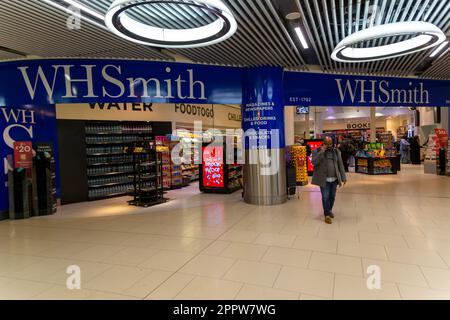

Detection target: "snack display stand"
[355, 142, 399, 175]
[290, 145, 308, 186]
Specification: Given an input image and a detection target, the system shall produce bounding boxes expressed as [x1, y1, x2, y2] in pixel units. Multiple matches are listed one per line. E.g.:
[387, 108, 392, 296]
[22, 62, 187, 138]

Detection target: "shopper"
[400, 135, 411, 164]
[410, 135, 421, 165]
[338, 135, 355, 172]
[312, 136, 347, 225]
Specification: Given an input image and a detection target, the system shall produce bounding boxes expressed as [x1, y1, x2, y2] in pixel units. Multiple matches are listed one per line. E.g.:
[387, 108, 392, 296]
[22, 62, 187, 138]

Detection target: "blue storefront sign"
[0, 59, 243, 106]
[242, 67, 285, 149]
[0, 105, 59, 213]
[0, 59, 449, 107]
[284, 71, 450, 107]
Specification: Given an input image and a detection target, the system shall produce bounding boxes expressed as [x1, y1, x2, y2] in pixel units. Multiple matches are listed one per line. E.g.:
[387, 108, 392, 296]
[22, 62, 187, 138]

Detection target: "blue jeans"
[320, 181, 338, 216]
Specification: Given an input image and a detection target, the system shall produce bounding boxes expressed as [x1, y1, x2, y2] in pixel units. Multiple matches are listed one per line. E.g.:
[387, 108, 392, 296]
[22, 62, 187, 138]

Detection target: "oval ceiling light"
[331, 21, 446, 63]
[105, 0, 237, 48]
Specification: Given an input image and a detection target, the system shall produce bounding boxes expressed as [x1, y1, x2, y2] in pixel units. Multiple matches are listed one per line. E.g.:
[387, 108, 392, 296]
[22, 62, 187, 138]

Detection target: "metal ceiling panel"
[0, 0, 448, 78]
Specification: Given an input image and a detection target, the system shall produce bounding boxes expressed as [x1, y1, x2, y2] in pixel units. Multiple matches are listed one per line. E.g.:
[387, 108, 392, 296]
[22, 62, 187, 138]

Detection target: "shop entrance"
[56, 103, 243, 208]
[293, 106, 449, 179]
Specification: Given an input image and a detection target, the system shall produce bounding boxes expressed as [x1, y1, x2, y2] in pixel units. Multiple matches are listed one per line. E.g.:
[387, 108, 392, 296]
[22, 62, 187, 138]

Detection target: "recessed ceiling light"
[105, 0, 237, 48]
[294, 26, 309, 49]
[286, 12, 301, 20]
[331, 22, 446, 63]
[43, 0, 106, 29]
[430, 40, 449, 57]
[61, 0, 105, 20]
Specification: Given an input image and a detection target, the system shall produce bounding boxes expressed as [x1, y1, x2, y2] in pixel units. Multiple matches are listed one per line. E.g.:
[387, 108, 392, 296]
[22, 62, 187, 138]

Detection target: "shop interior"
[53, 103, 244, 211]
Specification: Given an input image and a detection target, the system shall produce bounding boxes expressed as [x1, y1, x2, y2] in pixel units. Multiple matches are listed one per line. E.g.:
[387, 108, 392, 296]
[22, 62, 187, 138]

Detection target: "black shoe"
[329, 213, 335, 219]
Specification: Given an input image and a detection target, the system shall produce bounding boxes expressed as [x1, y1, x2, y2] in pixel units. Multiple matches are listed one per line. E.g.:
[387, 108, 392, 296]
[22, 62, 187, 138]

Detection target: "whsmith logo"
[17, 65, 207, 101]
[335, 79, 430, 104]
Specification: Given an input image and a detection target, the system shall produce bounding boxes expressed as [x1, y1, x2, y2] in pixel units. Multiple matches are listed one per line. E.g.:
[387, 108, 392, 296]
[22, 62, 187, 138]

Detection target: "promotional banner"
[284, 71, 450, 107]
[13, 141, 33, 179]
[0, 59, 243, 106]
[242, 67, 285, 149]
[0, 105, 59, 213]
[434, 128, 448, 154]
[202, 146, 224, 188]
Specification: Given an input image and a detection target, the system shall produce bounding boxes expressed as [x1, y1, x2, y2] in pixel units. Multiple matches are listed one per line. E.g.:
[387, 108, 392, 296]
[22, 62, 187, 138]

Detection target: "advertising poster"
[13, 141, 33, 179]
[434, 128, 448, 153]
[202, 146, 224, 188]
[307, 140, 323, 174]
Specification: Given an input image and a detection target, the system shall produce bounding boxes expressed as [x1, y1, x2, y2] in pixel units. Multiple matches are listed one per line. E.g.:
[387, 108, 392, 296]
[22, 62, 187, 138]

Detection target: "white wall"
[419, 107, 436, 126]
[441, 107, 448, 132]
[284, 106, 295, 146]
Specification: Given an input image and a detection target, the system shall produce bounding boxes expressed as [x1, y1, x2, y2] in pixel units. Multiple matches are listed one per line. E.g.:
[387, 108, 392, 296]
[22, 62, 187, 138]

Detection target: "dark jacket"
[311, 148, 347, 188]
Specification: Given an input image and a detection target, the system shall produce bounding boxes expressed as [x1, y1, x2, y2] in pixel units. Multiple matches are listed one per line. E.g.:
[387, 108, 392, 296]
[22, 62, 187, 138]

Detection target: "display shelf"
[89, 181, 133, 189]
[85, 121, 155, 201]
[87, 171, 134, 177]
[127, 143, 166, 207]
[89, 192, 128, 200]
[355, 156, 398, 175]
[87, 152, 125, 156]
[87, 161, 135, 167]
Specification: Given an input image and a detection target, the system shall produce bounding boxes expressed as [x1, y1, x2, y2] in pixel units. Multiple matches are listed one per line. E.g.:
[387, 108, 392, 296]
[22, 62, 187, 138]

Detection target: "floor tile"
[224, 260, 281, 287]
[175, 276, 242, 300]
[221, 243, 268, 261]
[102, 247, 160, 266]
[386, 246, 447, 268]
[421, 267, 450, 291]
[253, 233, 296, 248]
[292, 236, 337, 254]
[262, 247, 311, 269]
[338, 241, 388, 260]
[84, 265, 152, 294]
[201, 241, 231, 255]
[235, 284, 299, 300]
[398, 284, 450, 300]
[362, 259, 428, 287]
[219, 229, 260, 243]
[139, 250, 194, 271]
[146, 273, 195, 300]
[359, 231, 408, 248]
[274, 266, 334, 298]
[334, 274, 401, 300]
[71, 245, 124, 262]
[124, 270, 173, 298]
[309, 252, 363, 277]
[179, 254, 236, 278]
[0, 279, 53, 300]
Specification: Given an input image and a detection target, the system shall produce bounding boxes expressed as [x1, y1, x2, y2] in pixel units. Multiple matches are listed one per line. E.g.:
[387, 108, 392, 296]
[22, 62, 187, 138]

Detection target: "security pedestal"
[8, 169, 31, 220]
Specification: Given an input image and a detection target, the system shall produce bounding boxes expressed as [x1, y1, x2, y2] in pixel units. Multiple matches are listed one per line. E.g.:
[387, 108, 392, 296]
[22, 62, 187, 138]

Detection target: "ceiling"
[315, 106, 413, 121]
[0, 0, 449, 79]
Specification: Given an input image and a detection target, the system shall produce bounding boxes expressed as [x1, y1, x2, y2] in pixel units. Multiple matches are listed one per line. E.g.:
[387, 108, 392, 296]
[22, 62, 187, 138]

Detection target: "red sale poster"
[202, 146, 224, 188]
[13, 141, 33, 179]
[306, 140, 323, 173]
[434, 128, 448, 153]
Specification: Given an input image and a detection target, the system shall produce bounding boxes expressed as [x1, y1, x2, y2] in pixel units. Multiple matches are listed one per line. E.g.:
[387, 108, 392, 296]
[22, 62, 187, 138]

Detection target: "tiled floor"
[1, 165, 450, 300]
